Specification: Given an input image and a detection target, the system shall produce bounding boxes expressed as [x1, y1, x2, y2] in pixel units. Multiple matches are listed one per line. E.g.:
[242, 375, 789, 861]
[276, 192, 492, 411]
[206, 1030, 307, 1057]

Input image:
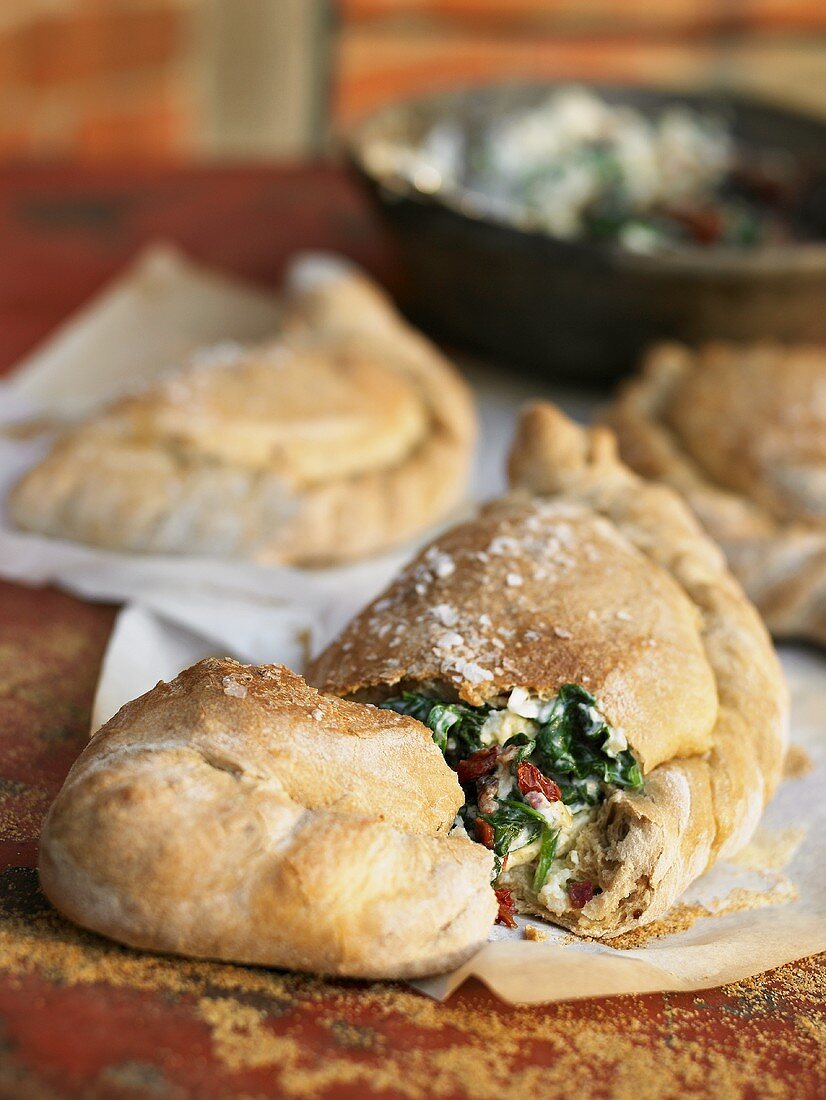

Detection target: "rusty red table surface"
[0, 164, 822, 1100]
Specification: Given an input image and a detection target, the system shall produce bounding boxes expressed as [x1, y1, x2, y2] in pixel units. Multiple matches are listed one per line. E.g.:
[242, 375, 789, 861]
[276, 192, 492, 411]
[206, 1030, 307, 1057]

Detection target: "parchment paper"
[1, 245, 822, 1004]
[0, 247, 430, 683]
[414, 647, 825, 1003]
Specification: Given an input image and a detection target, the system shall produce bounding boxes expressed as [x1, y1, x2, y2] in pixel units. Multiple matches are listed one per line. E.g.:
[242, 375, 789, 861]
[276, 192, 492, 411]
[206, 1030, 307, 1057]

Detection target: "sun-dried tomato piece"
[457, 746, 499, 785]
[475, 818, 495, 849]
[568, 881, 596, 909]
[516, 762, 561, 803]
[667, 205, 724, 245]
[494, 888, 517, 928]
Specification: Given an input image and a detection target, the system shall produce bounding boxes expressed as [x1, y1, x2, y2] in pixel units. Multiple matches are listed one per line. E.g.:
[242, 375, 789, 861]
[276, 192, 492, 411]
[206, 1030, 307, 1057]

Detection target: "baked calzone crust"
[39, 658, 495, 978]
[10, 266, 475, 565]
[605, 342, 826, 643]
[310, 404, 788, 938]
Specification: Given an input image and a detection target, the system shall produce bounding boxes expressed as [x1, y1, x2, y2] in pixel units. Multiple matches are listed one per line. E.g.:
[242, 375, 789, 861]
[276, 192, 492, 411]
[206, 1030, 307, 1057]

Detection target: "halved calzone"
[309, 404, 788, 938]
[10, 265, 475, 566]
[605, 342, 826, 644]
[39, 658, 495, 978]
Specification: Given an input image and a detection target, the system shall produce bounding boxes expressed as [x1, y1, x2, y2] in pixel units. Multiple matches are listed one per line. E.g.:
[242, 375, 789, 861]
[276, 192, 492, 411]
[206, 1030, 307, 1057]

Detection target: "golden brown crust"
[310, 404, 788, 938]
[309, 499, 718, 776]
[604, 342, 826, 643]
[38, 658, 496, 978]
[10, 269, 476, 566]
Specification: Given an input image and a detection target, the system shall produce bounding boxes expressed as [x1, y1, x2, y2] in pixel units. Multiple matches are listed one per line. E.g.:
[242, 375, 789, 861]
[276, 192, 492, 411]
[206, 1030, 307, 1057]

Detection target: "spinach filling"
[381, 684, 643, 890]
[383, 694, 487, 761]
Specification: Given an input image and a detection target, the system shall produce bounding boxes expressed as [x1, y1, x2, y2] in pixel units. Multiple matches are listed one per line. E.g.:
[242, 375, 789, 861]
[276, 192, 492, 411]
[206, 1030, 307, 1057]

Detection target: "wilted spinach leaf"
[380, 693, 487, 762]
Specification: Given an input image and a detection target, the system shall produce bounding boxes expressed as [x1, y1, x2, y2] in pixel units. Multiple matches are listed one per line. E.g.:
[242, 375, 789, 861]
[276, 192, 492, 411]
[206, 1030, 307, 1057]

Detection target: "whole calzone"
[604, 341, 826, 644]
[309, 404, 788, 938]
[11, 263, 475, 565]
[38, 658, 495, 978]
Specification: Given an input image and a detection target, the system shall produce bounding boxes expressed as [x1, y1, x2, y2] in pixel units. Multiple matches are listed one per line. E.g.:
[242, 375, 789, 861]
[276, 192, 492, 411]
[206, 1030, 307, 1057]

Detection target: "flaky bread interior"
[39, 659, 495, 979]
[604, 342, 826, 643]
[11, 266, 476, 566]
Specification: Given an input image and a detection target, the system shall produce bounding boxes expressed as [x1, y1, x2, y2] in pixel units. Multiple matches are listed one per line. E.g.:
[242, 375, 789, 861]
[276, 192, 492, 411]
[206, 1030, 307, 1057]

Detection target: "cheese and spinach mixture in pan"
[385, 87, 809, 251]
[381, 685, 643, 926]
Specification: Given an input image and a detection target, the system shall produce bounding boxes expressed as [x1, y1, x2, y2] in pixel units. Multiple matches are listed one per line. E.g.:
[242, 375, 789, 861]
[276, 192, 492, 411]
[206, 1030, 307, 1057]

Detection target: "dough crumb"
[783, 744, 813, 780]
[524, 925, 550, 942]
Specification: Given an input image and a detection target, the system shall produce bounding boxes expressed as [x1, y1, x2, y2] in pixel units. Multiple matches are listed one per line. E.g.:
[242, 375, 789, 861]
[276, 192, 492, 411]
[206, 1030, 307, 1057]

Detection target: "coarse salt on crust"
[451, 658, 494, 685]
[222, 676, 248, 699]
[489, 535, 521, 557]
[425, 547, 455, 578]
[432, 629, 493, 684]
[190, 341, 247, 370]
[431, 603, 459, 627]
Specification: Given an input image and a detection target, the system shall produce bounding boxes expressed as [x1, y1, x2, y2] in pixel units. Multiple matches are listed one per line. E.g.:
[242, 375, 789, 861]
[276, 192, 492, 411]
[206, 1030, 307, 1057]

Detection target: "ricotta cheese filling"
[479, 692, 629, 760]
[381, 684, 643, 919]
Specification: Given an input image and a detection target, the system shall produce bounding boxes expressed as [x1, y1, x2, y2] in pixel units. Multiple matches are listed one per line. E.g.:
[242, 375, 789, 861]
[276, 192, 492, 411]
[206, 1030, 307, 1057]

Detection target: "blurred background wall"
[3, 0, 826, 161]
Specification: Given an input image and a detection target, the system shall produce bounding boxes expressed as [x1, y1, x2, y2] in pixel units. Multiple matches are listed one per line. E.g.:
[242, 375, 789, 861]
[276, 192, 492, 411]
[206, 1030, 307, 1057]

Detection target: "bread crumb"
[783, 744, 813, 780]
[524, 925, 550, 942]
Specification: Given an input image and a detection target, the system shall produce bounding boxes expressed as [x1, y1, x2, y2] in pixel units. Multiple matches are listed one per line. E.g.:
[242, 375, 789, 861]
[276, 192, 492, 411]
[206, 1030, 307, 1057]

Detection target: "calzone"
[39, 659, 495, 978]
[605, 341, 826, 644]
[11, 264, 475, 566]
[310, 404, 788, 938]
